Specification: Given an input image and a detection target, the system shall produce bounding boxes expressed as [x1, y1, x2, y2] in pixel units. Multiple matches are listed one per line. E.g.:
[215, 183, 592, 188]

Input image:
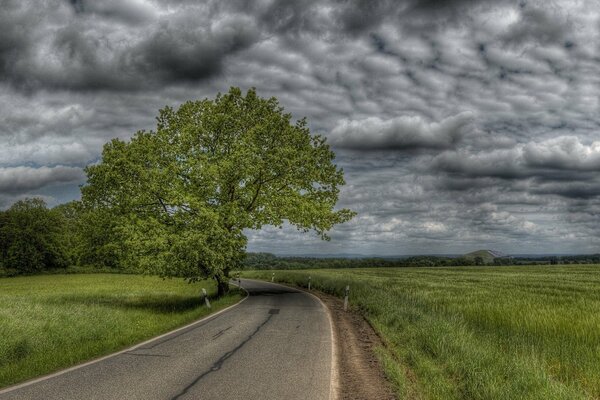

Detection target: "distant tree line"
[241, 252, 600, 270]
[240, 253, 509, 270]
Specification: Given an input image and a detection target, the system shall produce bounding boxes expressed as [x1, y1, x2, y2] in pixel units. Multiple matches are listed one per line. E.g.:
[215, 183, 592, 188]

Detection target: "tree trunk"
[216, 274, 230, 297]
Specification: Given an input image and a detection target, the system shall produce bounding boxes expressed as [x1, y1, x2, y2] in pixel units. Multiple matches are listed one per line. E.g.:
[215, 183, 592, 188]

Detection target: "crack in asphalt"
[211, 326, 232, 340]
[170, 312, 275, 400]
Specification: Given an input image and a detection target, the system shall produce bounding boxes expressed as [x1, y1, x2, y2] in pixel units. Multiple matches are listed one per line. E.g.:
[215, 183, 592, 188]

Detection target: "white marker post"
[237, 272, 242, 288]
[343, 285, 350, 311]
[271, 272, 275, 282]
[202, 288, 211, 308]
[308, 276, 311, 290]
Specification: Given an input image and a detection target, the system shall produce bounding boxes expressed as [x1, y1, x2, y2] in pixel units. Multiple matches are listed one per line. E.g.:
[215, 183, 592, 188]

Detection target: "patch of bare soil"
[315, 291, 397, 400]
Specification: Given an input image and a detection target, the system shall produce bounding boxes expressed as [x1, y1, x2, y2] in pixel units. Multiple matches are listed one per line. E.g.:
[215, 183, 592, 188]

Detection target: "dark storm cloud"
[2, 0, 600, 254]
[68, 0, 157, 24]
[334, 0, 395, 35]
[0, 1, 260, 91]
[131, 15, 259, 84]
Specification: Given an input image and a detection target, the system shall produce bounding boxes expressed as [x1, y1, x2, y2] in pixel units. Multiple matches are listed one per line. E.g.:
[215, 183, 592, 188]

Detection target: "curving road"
[0, 279, 333, 400]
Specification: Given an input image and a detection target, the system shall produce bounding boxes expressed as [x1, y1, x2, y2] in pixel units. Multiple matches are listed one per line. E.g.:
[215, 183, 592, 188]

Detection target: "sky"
[1, 0, 600, 256]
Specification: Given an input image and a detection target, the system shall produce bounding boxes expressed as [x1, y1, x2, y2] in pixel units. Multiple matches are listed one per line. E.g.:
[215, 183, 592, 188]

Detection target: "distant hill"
[463, 250, 509, 264]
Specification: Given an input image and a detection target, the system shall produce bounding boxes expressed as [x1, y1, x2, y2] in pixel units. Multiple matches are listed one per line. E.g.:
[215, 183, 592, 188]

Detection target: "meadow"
[246, 265, 600, 400]
[0, 274, 242, 388]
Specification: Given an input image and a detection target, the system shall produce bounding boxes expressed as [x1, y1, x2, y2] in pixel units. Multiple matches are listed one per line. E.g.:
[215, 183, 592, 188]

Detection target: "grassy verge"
[0, 274, 243, 388]
[245, 266, 600, 400]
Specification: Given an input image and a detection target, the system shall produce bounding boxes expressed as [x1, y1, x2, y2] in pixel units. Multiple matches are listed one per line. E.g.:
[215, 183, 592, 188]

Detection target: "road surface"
[0, 279, 333, 400]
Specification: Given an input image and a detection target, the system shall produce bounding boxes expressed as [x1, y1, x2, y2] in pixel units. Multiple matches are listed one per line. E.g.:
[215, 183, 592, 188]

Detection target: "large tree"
[82, 87, 354, 295]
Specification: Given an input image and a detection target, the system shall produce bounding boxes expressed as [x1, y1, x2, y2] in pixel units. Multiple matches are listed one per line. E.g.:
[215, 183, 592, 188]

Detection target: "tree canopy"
[82, 87, 355, 295]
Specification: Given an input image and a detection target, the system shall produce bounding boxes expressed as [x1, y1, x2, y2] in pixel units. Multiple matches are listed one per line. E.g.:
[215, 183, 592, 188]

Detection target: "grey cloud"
[329, 112, 474, 150]
[523, 136, 600, 171]
[430, 135, 600, 200]
[503, 6, 572, 46]
[0, 166, 84, 193]
[432, 148, 525, 179]
[530, 180, 600, 199]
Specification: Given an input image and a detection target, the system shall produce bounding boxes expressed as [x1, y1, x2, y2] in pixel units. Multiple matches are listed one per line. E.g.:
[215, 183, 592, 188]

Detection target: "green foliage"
[0, 198, 68, 274]
[247, 266, 600, 400]
[72, 205, 126, 269]
[0, 274, 243, 388]
[82, 87, 354, 293]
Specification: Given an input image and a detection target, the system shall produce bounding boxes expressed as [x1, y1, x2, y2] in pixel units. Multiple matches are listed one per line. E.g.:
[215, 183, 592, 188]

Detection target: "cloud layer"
[1, 0, 600, 254]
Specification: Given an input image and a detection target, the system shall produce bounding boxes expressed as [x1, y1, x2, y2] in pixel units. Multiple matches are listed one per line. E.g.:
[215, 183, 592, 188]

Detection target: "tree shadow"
[49, 294, 206, 314]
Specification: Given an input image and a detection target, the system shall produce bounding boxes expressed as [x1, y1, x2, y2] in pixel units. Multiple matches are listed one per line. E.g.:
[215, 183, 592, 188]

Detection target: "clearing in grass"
[0, 274, 243, 388]
[245, 265, 600, 400]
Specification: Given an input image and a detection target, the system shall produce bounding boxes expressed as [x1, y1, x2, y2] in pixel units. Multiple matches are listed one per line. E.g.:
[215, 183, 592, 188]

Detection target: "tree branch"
[246, 171, 263, 211]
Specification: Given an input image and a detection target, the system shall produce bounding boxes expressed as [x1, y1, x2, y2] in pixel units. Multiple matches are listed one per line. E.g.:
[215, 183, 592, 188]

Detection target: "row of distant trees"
[241, 253, 513, 270]
[242, 252, 600, 270]
[0, 198, 123, 276]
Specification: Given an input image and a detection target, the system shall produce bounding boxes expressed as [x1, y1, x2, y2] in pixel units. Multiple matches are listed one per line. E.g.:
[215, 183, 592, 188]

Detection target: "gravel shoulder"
[309, 290, 397, 400]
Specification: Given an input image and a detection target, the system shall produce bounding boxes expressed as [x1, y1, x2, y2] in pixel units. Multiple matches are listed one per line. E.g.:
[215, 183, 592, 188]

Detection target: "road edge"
[0, 285, 249, 395]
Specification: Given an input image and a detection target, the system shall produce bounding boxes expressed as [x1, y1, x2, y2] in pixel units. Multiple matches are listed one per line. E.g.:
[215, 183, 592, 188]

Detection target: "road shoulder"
[314, 290, 397, 400]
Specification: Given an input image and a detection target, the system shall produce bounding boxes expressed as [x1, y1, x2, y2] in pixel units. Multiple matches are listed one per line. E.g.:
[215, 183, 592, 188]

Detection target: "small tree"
[82, 87, 354, 295]
[0, 198, 68, 273]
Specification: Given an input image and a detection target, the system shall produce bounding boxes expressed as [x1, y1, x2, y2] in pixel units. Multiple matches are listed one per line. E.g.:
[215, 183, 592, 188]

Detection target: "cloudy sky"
[2, 0, 600, 255]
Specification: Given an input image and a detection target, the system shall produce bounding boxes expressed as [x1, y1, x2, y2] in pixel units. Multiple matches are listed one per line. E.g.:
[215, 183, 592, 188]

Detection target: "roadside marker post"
[236, 271, 242, 288]
[308, 276, 311, 290]
[202, 288, 211, 308]
[344, 285, 350, 311]
[271, 272, 275, 282]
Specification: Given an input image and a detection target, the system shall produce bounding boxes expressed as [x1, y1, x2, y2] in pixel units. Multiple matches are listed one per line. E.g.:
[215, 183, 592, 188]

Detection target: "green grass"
[245, 266, 600, 400]
[0, 274, 243, 388]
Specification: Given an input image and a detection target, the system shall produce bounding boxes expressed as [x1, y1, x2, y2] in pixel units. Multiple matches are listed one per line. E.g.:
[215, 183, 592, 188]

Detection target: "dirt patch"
[315, 291, 397, 400]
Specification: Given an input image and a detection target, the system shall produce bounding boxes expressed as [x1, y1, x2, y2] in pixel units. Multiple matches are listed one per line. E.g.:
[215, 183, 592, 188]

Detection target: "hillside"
[463, 249, 508, 264]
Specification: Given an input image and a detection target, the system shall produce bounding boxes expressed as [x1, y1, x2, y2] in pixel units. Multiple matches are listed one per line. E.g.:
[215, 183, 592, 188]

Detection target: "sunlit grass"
[246, 265, 600, 400]
[0, 274, 243, 388]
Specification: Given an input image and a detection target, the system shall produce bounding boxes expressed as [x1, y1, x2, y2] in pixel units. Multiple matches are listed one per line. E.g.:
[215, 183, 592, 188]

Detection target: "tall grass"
[0, 274, 242, 388]
[246, 266, 600, 399]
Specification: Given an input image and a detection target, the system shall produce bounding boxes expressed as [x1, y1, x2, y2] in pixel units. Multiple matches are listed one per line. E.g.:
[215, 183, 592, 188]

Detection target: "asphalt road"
[0, 279, 333, 400]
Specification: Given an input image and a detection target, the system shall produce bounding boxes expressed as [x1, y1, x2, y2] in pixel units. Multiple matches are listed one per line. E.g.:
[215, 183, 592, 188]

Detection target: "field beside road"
[0, 274, 242, 388]
[246, 265, 600, 400]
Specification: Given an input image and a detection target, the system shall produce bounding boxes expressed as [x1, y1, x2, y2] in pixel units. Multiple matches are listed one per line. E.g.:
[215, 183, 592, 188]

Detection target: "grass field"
[0, 274, 243, 388]
[245, 266, 600, 400]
